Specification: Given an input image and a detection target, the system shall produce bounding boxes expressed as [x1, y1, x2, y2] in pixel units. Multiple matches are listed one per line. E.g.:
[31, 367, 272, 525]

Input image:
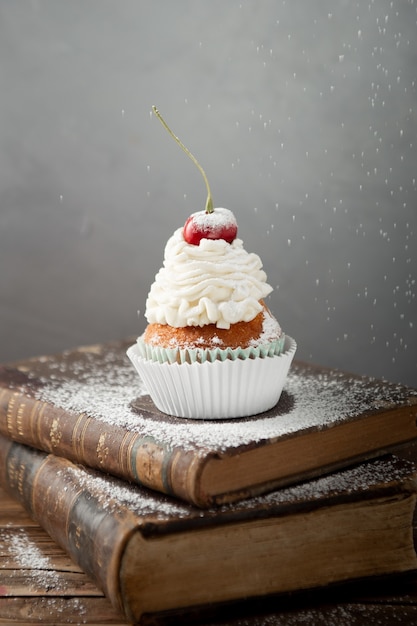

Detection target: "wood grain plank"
[0, 570, 104, 597]
[0, 597, 127, 624]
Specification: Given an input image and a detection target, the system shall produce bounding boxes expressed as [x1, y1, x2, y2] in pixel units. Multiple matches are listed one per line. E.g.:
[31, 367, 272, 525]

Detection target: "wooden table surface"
[2, 446, 417, 625]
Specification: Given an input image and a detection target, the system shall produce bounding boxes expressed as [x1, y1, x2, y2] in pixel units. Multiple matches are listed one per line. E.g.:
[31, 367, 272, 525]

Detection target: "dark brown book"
[1, 433, 416, 625]
[1, 339, 416, 508]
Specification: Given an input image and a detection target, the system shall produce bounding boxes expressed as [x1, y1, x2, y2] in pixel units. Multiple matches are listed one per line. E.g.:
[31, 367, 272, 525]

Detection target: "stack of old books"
[1, 338, 417, 624]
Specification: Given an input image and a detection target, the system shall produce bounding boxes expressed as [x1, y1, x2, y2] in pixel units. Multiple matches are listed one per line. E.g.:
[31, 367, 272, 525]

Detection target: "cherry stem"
[152, 105, 213, 214]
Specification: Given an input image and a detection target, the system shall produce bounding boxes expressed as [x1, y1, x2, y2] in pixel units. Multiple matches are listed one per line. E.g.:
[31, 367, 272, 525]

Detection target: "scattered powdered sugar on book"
[252, 454, 417, 509]
[210, 605, 396, 626]
[0, 527, 67, 591]
[60, 464, 193, 519]
[55, 452, 416, 519]
[31, 344, 417, 453]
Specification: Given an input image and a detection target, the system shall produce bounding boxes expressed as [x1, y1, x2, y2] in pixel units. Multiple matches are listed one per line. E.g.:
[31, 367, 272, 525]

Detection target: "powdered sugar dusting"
[202, 604, 413, 626]
[60, 464, 191, 519]
[190, 207, 237, 231]
[249, 308, 282, 346]
[253, 454, 417, 508]
[24, 454, 417, 521]
[31, 345, 417, 453]
[0, 527, 67, 591]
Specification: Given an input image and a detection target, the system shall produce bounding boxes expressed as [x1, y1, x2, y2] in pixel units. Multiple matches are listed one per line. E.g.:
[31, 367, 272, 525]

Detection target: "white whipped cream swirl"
[145, 227, 273, 329]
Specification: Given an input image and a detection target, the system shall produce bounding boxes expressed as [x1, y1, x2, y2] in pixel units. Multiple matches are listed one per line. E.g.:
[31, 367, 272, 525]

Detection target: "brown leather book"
[1, 339, 416, 508]
[1, 433, 416, 625]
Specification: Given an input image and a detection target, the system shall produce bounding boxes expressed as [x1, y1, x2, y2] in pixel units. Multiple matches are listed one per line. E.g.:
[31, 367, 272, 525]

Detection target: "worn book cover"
[1, 339, 416, 507]
[0, 433, 416, 625]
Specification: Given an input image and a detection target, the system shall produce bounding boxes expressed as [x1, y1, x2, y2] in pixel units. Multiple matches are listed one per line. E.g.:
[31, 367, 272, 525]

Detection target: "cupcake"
[127, 107, 296, 419]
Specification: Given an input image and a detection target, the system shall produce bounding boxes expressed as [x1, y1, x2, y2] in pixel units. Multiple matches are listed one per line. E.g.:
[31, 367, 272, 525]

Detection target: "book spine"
[0, 387, 208, 507]
[0, 432, 135, 615]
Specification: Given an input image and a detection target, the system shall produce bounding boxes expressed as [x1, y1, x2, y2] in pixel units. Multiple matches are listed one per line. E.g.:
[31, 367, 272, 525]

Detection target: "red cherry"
[183, 208, 238, 245]
[152, 107, 239, 245]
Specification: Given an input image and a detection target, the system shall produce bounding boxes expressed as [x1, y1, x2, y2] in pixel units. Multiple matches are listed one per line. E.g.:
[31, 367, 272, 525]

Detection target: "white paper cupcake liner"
[133, 334, 286, 364]
[127, 335, 297, 420]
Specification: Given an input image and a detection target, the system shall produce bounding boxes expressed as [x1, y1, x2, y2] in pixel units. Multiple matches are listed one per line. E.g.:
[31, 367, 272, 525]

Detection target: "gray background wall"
[1, 0, 416, 388]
